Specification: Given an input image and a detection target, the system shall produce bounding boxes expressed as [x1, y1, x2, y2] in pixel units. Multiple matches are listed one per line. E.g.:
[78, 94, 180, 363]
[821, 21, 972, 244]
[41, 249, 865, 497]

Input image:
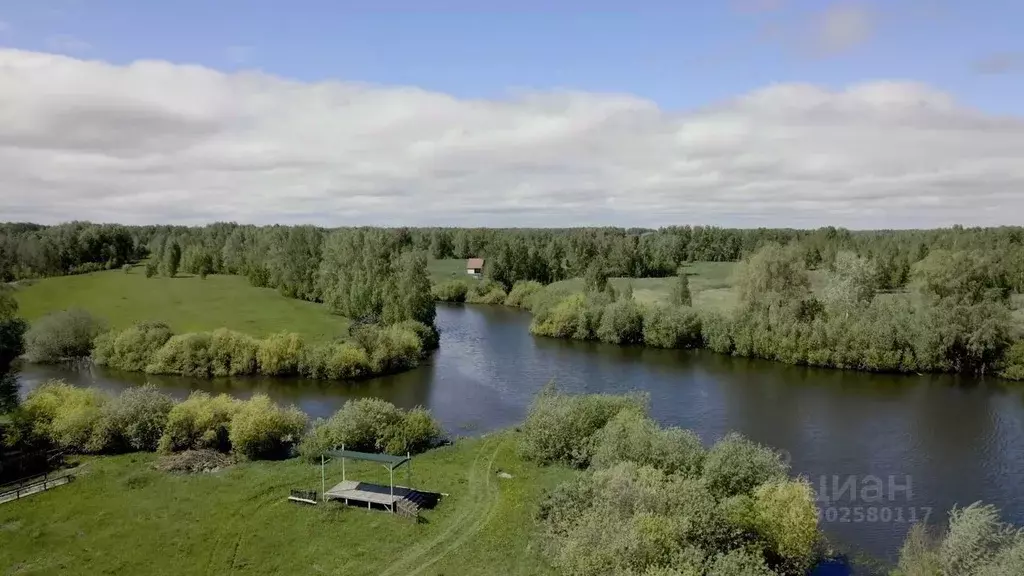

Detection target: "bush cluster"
[9, 382, 314, 460]
[530, 290, 703, 350]
[296, 398, 443, 461]
[529, 390, 819, 576]
[895, 502, 1024, 576]
[524, 242, 1024, 379]
[465, 279, 507, 304]
[503, 280, 544, 308]
[23, 308, 105, 363]
[432, 279, 469, 303]
[517, 385, 648, 468]
[93, 321, 432, 380]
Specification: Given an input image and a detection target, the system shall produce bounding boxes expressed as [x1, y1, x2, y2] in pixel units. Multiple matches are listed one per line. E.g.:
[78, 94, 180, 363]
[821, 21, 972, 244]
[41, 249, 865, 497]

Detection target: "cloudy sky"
[0, 0, 1022, 228]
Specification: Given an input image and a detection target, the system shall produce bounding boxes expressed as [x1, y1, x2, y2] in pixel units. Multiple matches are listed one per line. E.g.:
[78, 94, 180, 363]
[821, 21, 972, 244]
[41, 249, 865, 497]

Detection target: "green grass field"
[543, 262, 741, 311]
[11, 266, 350, 344]
[427, 258, 479, 286]
[0, 432, 572, 576]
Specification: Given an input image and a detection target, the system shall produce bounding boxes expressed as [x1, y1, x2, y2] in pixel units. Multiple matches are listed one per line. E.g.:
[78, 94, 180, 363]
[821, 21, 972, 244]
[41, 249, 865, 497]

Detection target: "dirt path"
[376, 436, 505, 576]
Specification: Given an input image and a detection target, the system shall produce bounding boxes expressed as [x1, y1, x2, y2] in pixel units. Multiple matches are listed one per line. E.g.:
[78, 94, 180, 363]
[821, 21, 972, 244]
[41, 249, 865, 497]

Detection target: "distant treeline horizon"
[3, 221, 1023, 290]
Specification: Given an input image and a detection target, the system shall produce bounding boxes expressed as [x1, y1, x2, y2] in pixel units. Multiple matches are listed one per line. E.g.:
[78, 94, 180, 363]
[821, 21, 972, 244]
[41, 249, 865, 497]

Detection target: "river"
[16, 303, 1024, 566]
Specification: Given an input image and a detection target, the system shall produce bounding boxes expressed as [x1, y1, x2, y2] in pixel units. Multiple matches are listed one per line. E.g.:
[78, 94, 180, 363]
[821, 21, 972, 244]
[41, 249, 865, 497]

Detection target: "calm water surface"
[17, 303, 1024, 565]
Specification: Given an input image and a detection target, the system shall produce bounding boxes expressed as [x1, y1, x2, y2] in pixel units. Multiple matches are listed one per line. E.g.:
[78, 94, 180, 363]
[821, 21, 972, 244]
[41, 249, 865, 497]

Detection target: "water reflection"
[16, 303, 1024, 564]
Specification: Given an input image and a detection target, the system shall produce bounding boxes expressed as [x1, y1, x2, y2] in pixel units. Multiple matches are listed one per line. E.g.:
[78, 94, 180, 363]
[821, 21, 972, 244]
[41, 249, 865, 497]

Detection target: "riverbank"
[0, 431, 575, 576]
[430, 257, 1024, 381]
[13, 303, 1024, 563]
[11, 267, 440, 381]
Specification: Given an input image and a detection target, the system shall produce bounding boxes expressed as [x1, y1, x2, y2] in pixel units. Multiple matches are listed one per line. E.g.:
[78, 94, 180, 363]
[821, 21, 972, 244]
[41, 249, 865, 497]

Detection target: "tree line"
[6, 221, 1024, 294]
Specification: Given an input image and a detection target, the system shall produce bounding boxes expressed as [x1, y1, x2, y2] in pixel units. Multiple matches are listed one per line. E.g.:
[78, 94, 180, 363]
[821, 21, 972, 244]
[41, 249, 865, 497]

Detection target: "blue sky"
[1, 0, 1022, 113]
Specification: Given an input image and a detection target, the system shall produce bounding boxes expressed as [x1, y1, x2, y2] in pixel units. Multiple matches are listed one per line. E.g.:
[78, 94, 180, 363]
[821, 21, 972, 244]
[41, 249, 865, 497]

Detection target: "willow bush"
[530, 390, 822, 576]
[23, 308, 105, 363]
[228, 393, 307, 460]
[295, 398, 443, 461]
[503, 280, 544, 308]
[91, 321, 431, 380]
[432, 279, 469, 303]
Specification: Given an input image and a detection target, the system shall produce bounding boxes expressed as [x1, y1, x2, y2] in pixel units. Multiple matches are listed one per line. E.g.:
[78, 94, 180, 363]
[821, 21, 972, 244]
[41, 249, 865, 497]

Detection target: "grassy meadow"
[427, 258, 479, 286]
[11, 266, 350, 344]
[0, 432, 573, 576]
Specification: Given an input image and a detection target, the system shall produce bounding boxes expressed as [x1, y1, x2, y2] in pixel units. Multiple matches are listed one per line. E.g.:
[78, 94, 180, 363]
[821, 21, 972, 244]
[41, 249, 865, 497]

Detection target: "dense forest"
[2, 221, 1023, 379]
[3, 221, 1024, 292]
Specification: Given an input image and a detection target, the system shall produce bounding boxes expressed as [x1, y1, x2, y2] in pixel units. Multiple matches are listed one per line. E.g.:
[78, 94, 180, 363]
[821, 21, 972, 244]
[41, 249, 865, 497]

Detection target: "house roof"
[466, 258, 485, 268]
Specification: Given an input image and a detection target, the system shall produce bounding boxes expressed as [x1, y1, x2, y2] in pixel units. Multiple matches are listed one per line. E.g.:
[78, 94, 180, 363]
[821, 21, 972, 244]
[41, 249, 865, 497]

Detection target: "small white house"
[466, 258, 484, 277]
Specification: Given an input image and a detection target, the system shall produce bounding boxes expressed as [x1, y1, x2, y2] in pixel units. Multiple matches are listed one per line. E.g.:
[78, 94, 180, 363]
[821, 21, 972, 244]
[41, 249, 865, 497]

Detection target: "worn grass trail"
[378, 435, 504, 576]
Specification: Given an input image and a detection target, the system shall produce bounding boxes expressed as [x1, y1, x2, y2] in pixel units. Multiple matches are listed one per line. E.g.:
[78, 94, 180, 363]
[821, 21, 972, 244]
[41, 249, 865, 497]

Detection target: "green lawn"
[427, 258, 478, 286]
[545, 262, 741, 311]
[12, 266, 350, 344]
[0, 432, 572, 576]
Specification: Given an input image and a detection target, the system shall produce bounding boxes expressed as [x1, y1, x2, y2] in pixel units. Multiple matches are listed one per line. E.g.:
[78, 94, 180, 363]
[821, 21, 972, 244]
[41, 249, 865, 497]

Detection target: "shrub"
[539, 462, 730, 576]
[364, 324, 422, 374]
[504, 280, 545, 308]
[146, 332, 214, 377]
[518, 386, 648, 467]
[330, 397, 404, 452]
[89, 384, 174, 452]
[396, 319, 439, 351]
[701, 433, 789, 498]
[466, 279, 507, 304]
[1000, 340, 1024, 380]
[705, 548, 775, 576]
[18, 380, 107, 452]
[590, 409, 705, 476]
[299, 340, 371, 380]
[122, 263, 132, 274]
[701, 311, 735, 355]
[256, 332, 304, 376]
[297, 418, 336, 462]
[432, 280, 469, 302]
[144, 262, 157, 278]
[895, 501, 1024, 576]
[596, 298, 644, 345]
[325, 398, 442, 455]
[209, 329, 259, 376]
[750, 479, 820, 572]
[643, 304, 703, 349]
[93, 322, 174, 372]
[23, 308, 105, 363]
[158, 391, 242, 453]
[530, 292, 610, 341]
[392, 406, 443, 454]
[228, 394, 307, 459]
[525, 285, 574, 315]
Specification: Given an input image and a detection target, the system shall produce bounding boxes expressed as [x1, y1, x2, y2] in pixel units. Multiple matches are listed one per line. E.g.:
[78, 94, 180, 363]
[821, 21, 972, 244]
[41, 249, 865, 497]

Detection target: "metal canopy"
[323, 449, 410, 470]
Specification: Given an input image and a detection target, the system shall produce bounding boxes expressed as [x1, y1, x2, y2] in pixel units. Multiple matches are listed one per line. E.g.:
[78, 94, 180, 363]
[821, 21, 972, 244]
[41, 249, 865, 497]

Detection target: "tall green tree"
[669, 268, 692, 307]
[0, 287, 27, 367]
[162, 241, 181, 278]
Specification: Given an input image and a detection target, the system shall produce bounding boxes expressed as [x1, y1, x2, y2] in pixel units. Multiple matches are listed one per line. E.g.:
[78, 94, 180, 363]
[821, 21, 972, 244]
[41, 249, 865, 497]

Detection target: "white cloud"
[0, 48, 1022, 228]
[44, 34, 91, 54]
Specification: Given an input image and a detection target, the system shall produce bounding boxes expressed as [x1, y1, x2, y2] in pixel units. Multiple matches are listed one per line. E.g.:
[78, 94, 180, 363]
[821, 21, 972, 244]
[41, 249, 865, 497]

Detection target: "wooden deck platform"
[323, 481, 441, 516]
[325, 480, 402, 508]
